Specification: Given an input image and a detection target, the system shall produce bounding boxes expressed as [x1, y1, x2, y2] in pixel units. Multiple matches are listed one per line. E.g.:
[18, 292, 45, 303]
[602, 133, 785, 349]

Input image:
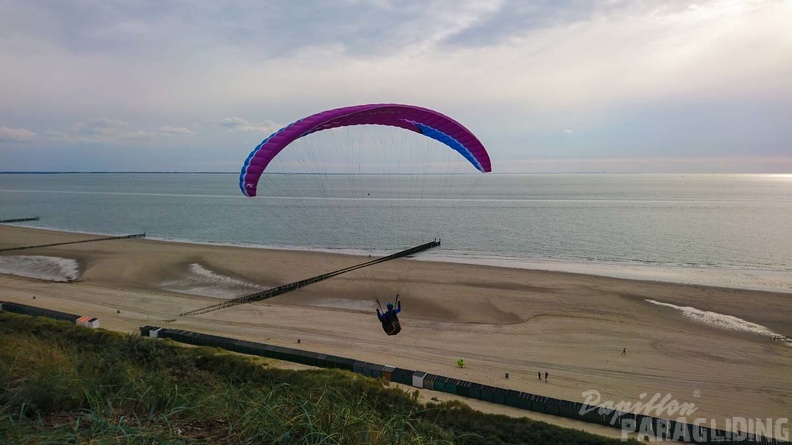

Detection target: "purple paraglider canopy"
[239, 104, 491, 197]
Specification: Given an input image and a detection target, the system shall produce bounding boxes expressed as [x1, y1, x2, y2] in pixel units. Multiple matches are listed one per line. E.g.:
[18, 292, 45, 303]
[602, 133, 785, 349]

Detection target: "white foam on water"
[426, 253, 792, 295]
[160, 263, 266, 299]
[645, 299, 791, 345]
[0, 255, 79, 282]
[144, 236, 792, 294]
[186, 263, 260, 288]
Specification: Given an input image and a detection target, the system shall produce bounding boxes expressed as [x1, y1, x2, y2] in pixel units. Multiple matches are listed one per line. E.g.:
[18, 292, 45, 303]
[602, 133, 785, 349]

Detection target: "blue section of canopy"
[413, 122, 483, 172]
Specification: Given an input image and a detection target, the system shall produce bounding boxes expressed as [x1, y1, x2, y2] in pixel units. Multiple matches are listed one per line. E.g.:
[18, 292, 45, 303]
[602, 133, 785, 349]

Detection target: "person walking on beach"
[538, 371, 542, 380]
[622, 347, 627, 356]
[544, 371, 548, 382]
[376, 294, 402, 336]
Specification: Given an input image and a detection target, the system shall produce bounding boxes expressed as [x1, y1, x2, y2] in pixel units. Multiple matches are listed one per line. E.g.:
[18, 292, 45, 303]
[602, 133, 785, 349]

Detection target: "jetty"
[0, 217, 40, 224]
[0, 233, 146, 253]
[179, 239, 441, 317]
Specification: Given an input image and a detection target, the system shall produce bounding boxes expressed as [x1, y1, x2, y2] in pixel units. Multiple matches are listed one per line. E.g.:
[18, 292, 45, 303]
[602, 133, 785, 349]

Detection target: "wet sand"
[1, 225, 790, 436]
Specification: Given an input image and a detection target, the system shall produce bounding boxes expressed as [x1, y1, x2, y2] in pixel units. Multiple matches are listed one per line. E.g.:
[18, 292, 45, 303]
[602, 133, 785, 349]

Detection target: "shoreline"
[1, 224, 790, 432]
[10, 223, 792, 295]
[2, 225, 790, 333]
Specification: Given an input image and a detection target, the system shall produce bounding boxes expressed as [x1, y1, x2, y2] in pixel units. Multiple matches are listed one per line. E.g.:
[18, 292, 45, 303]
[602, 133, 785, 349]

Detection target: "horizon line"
[1, 171, 790, 176]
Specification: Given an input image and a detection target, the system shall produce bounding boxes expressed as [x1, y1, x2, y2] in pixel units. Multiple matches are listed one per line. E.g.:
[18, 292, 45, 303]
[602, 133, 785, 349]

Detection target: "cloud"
[0, 1, 493, 60]
[0, 126, 36, 142]
[0, 0, 790, 172]
[70, 118, 155, 141]
[41, 118, 158, 143]
[45, 131, 70, 142]
[158, 126, 194, 136]
[216, 117, 280, 134]
[40, 120, 194, 144]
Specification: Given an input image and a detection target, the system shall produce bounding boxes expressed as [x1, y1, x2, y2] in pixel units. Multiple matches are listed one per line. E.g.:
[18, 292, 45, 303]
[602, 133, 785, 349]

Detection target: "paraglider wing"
[239, 104, 491, 197]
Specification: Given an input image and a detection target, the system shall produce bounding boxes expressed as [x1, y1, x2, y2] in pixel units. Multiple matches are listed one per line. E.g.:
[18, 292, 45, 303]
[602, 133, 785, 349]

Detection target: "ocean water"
[1, 173, 790, 293]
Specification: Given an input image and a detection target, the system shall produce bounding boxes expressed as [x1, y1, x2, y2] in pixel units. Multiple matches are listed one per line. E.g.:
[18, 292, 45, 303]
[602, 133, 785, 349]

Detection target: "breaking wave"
[0, 255, 79, 282]
[646, 299, 790, 345]
[161, 263, 265, 299]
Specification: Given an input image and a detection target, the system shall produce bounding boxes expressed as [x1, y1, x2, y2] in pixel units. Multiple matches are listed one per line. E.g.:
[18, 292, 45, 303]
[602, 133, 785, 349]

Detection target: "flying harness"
[376, 295, 402, 336]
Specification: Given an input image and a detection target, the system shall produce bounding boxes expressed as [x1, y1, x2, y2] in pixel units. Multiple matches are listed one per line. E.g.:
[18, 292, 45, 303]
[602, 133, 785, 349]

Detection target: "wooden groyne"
[179, 239, 441, 317]
[0, 217, 40, 224]
[0, 233, 146, 253]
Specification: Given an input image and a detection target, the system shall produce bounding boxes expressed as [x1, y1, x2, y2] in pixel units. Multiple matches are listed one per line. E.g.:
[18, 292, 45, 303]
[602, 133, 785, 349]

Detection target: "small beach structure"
[0, 301, 100, 329]
[76, 315, 100, 329]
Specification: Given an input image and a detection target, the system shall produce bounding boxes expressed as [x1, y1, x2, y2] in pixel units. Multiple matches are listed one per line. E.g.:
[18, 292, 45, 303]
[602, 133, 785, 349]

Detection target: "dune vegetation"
[0, 312, 634, 444]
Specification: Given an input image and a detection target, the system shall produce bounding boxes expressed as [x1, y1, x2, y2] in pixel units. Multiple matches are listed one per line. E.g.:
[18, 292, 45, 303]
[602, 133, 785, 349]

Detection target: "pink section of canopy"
[240, 104, 491, 197]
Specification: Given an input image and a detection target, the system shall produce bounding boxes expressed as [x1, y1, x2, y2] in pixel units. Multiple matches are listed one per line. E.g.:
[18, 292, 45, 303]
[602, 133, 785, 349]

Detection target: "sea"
[1, 172, 791, 294]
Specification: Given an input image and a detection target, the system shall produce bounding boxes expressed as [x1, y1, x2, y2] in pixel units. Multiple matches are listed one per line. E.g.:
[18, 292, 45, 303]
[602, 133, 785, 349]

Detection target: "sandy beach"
[1, 225, 790, 436]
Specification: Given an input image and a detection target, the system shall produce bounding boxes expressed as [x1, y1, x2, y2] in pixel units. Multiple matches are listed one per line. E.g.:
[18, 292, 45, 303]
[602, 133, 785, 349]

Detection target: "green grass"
[0, 312, 636, 444]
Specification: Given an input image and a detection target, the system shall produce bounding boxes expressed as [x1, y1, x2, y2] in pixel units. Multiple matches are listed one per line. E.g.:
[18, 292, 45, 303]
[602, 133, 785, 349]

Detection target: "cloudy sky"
[1, 0, 790, 173]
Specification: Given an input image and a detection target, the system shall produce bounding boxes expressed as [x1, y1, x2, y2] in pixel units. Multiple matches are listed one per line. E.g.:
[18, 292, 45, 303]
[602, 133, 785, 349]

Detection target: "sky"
[0, 0, 790, 173]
